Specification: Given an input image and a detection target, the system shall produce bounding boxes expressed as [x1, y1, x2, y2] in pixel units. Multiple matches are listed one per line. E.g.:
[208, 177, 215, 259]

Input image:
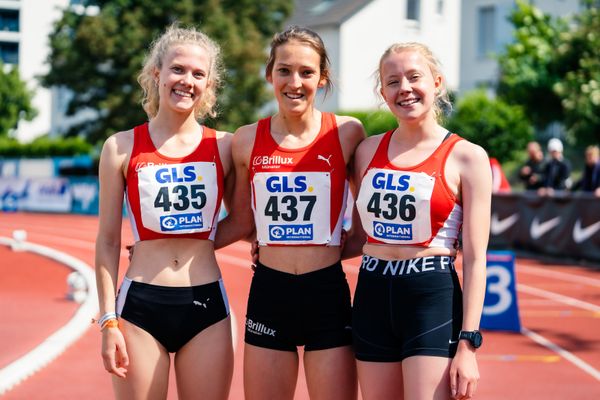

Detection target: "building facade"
[3, 0, 587, 142]
[289, 0, 461, 112]
[460, 0, 584, 93]
[0, 0, 74, 142]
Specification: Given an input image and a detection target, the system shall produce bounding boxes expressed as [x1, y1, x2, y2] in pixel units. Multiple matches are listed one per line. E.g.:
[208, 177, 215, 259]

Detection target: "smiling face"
[154, 44, 211, 116]
[267, 40, 326, 116]
[379, 49, 441, 125]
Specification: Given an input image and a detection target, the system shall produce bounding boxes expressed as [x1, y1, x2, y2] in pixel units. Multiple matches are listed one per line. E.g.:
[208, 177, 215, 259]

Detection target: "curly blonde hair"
[138, 24, 223, 120]
[376, 42, 452, 122]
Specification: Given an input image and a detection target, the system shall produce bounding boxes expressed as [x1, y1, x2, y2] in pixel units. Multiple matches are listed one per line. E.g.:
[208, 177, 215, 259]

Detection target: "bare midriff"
[363, 243, 457, 261]
[126, 238, 221, 286]
[258, 245, 342, 275]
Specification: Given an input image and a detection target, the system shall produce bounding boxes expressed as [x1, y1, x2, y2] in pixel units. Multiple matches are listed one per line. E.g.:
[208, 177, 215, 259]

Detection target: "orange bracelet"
[100, 319, 119, 331]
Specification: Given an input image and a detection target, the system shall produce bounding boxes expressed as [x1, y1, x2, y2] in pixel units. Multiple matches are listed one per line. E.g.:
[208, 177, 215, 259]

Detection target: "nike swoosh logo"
[530, 217, 561, 240]
[573, 219, 600, 244]
[491, 213, 519, 235]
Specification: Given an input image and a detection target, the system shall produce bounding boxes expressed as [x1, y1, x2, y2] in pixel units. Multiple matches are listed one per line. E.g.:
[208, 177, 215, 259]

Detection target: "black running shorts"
[117, 278, 230, 353]
[245, 261, 353, 352]
[352, 255, 463, 362]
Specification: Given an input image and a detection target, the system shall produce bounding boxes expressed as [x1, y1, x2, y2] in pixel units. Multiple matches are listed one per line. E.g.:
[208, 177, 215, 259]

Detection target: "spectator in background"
[490, 157, 511, 193]
[538, 138, 571, 195]
[519, 141, 545, 190]
[571, 145, 600, 196]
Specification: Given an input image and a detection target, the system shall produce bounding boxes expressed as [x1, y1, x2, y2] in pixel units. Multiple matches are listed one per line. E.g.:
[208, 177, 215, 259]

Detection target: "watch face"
[460, 330, 483, 348]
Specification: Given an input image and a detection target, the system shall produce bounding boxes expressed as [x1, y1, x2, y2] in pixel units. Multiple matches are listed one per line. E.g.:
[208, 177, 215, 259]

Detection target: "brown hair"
[138, 23, 223, 120]
[376, 42, 452, 122]
[265, 26, 332, 95]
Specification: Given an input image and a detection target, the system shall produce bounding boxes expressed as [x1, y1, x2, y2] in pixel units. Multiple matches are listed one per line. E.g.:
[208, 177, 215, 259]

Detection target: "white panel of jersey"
[252, 171, 331, 245]
[137, 162, 219, 234]
[357, 168, 435, 244]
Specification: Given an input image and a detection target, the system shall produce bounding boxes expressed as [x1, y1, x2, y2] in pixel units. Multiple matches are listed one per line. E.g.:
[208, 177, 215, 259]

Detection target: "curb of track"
[0, 237, 98, 395]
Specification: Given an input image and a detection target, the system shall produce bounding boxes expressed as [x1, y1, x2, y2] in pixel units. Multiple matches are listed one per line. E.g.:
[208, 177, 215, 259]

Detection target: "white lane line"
[519, 265, 600, 287]
[0, 237, 242, 395]
[517, 284, 600, 312]
[522, 328, 600, 381]
[0, 237, 98, 395]
[0, 230, 133, 258]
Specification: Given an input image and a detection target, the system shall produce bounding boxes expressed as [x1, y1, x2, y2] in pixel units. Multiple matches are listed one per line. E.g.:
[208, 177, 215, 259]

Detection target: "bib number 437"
[264, 195, 316, 222]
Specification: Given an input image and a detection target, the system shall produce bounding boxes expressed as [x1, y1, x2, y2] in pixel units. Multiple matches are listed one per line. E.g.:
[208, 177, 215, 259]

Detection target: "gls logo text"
[372, 172, 411, 191]
[266, 176, 309, 193]
[155, 165, 197, 184]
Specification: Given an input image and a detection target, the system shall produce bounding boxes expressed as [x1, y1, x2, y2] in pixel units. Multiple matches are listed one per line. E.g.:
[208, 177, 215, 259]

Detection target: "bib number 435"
[154, 184, 206, 212]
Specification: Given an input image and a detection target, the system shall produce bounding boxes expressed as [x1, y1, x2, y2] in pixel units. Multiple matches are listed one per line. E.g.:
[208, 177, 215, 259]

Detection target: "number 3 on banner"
[483, 266, 512, 315]
[480, 251, 521, 332]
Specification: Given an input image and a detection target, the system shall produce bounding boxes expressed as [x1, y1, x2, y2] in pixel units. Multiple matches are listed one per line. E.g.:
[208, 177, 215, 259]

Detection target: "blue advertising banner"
[481, 251, 521, 332]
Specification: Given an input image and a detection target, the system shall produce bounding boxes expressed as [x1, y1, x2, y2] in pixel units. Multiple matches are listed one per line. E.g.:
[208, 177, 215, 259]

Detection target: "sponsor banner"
[69, 177, 99, 215]
[490, 193, 600, 262]
[481, 251, 521, 332]
[0, 177, 100, 214]
[0, 179, 28, 211]
[20, 178, 72, 212]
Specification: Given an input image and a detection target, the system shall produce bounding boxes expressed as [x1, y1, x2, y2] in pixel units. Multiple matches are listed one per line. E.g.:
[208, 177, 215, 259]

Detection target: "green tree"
[496, 0, 568, 130]
[42, 0, 292, 144]
[552, 5, 600, 146]
[0, 63, 37, 137]
[445, 90, 533, 162]
[339, 110, 397, 136]
[497, 0, 600, 146]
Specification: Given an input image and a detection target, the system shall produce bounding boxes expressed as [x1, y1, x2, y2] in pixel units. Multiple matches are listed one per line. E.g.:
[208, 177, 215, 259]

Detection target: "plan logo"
[160, 213, 203, 231]
[269, 224, 313, 241]
[373, 221, 412, 240]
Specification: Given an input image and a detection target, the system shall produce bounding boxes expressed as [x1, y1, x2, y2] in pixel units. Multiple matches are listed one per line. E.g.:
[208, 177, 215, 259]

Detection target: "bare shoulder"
[232, 122, 258, 147]
[215, 129, 233, 151]
[354, 132, 386, 175]
[336, 115, 366, 142]
[356, 132, 385, 158]
[101, 128, 134, 158]
[452, 138, 490, 168]
[232, 122, 259, 164]
[215, 129, 233, 141]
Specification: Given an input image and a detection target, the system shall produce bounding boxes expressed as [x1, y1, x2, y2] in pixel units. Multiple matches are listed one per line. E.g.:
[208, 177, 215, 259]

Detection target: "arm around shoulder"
[214, 124, 256, 249]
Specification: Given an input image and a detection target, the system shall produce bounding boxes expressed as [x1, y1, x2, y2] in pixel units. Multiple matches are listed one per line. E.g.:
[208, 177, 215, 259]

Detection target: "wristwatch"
[458, 330, 483, 349]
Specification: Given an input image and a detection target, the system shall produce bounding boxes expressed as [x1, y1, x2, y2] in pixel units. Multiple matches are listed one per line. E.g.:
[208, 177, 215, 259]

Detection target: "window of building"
[0, 41, 18, 64]
[0, 9, 19, 32]
[436, 0, 444, 15]
[477, 6, 496, 58]
[406, 0, 420, 21]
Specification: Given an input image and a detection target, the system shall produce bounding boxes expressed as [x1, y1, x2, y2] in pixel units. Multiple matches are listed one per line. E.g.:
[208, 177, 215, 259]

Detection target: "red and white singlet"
[356, 131, 463, 248]
[250, 113, 348, 246]
[126, 123, 224, 242]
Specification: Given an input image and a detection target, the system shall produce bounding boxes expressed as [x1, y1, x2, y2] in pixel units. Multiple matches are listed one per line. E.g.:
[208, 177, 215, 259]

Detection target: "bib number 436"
[367, 192, 416, 221]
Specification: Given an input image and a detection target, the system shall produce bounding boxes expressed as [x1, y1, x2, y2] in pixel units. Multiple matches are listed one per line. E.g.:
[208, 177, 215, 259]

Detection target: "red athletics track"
[1, 212, 599, 399]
